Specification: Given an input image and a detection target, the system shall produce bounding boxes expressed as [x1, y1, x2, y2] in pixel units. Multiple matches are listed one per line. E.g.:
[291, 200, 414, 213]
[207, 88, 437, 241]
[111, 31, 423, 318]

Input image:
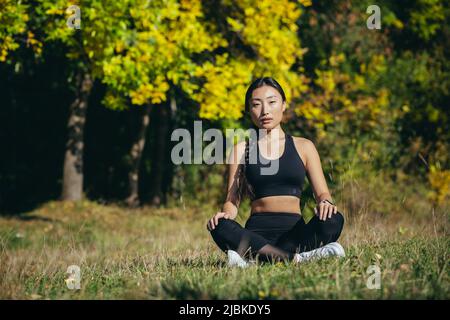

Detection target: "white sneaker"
[294, 242, 345, 263]
[227, 250, 249, 268]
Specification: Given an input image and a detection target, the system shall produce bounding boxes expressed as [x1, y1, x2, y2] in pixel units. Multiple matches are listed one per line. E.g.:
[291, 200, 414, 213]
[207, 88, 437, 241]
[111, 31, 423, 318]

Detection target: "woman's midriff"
[250, 196, 302, 215]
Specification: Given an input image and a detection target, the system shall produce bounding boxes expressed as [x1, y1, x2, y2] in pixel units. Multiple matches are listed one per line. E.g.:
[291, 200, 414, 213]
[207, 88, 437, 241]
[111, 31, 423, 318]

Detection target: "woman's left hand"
[314, 200, 338, 221]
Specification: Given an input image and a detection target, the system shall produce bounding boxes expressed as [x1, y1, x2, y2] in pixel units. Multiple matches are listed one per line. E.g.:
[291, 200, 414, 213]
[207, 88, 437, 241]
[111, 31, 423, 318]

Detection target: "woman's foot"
[293, 242, 345, 264]
[227, 250, 249, 268]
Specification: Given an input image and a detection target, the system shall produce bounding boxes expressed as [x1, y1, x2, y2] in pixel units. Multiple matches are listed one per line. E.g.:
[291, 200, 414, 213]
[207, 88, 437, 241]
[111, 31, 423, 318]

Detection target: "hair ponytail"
[236, 136, 255, 205]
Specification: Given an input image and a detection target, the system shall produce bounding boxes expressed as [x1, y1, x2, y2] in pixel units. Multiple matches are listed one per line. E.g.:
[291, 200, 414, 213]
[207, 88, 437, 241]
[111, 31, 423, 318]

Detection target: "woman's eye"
[270, 101, 276, 104]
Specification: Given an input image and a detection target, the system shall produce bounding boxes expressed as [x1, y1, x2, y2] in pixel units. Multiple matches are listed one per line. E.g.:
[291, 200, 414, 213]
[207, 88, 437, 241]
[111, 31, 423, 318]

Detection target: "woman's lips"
[261, 118, 272, 124]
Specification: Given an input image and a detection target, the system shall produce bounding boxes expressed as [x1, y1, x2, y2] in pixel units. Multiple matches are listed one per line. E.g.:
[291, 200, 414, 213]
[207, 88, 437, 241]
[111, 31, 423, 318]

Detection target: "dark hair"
[236, 77, 287, 205]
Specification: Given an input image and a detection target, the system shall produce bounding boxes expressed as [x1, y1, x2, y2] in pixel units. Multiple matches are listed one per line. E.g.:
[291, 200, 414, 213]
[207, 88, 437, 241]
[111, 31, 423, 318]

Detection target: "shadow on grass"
[0, 213, 55, 222]
[165, 257, 228, 268]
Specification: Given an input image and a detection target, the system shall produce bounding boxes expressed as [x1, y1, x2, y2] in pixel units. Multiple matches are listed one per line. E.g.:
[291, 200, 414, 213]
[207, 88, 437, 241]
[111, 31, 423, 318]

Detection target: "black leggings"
[209, 211, 344, 262]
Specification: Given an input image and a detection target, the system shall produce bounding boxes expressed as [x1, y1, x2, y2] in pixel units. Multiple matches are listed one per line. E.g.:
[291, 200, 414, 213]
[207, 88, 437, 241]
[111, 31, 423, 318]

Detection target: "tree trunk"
[149, 100, 171, 206]
[61, 73, 93, 201]
[161, 92, 177, 203]
[126, 105, 151, 207]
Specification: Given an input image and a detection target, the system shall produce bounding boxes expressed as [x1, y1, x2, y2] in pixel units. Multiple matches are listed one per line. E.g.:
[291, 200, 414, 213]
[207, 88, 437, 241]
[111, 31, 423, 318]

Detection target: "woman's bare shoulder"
[291, 135, 315, 148]
[291, 136, 316, 169]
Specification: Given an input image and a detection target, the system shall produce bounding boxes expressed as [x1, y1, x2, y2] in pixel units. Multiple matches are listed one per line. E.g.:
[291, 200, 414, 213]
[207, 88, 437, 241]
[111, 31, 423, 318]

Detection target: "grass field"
[0, 199, 448, 299]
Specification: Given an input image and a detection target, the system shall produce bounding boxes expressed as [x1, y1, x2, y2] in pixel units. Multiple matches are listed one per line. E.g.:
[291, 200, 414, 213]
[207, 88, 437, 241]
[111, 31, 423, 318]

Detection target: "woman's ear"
[282, 101, 287, 112]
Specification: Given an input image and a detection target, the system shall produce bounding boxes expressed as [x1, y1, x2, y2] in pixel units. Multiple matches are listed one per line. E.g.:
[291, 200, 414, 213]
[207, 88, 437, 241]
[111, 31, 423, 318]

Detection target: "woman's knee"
[209, 218, 240, 235]
[332, 211, 345, 227]
[321, 211, 344, 234]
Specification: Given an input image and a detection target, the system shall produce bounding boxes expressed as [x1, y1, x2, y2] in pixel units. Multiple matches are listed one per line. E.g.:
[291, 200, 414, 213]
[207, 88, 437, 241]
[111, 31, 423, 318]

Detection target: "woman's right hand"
[207, 211, 232, 231]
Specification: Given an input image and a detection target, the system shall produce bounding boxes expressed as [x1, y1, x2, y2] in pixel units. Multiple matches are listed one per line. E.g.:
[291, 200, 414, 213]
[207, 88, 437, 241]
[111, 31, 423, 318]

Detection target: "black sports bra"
[245, 133, 306, 200]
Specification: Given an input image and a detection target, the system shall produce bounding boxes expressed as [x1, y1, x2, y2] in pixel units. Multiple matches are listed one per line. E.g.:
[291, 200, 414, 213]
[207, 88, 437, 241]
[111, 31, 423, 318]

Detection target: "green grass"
[0, 200, 448, 299]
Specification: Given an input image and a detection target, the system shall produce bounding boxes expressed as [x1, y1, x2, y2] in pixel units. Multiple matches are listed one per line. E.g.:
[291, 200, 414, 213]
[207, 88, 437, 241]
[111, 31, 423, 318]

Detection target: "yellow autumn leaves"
[130, 77, 170, 105]
[2, 0, 310, 117]
[0, 0, 30, 61]
[104, 0, 310, 116]
[190, 0, 308, 120]
[103, 0, 227, 108]
[428, 164, 450, 206]
[295, 53, 393, 138]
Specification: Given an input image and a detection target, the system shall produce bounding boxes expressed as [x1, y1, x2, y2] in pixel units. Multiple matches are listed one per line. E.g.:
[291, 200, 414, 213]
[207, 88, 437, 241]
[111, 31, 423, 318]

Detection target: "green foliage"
[0, 0, 448, 209]
[191, 0, 309, 121]
[290, 0, 449, 190]
[0, 0, 42, 62]
[100, 0, 227, 109]
[403, 0, 447, 41]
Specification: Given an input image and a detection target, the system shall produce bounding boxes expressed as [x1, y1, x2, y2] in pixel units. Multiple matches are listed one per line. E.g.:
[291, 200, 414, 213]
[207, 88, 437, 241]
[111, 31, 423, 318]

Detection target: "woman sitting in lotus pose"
[206, 77, 345, 267]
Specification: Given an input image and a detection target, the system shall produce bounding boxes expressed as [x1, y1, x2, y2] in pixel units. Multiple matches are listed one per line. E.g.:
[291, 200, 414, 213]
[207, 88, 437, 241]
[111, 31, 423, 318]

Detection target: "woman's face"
[248, 85, 286, 130]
